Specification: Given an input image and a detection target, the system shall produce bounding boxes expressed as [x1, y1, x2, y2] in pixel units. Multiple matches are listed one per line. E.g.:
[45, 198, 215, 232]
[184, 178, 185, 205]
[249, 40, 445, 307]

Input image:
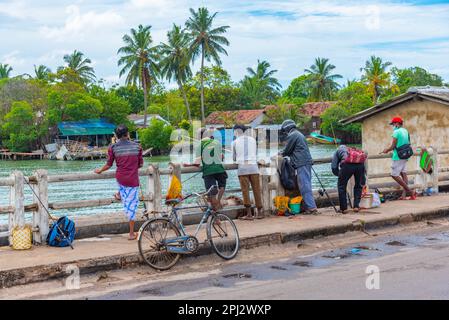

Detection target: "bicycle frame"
[161, 204, 215, 254]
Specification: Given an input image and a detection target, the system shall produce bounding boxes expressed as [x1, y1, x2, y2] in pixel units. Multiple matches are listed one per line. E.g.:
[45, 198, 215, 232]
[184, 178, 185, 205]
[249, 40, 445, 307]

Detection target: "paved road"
[98, 229, 449, 300]
[3, 221, 449, 300]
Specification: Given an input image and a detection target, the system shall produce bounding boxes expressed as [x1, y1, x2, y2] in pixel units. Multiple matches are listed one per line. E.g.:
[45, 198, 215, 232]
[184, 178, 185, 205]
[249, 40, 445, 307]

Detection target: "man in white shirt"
[232, 125, 263, 220]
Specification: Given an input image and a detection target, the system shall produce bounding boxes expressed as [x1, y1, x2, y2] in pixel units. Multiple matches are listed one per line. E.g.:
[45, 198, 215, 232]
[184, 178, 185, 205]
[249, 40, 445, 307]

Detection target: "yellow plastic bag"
[290, 196, 303, 204]
[11, 225, 32, 250]
[273, 196, 290, 216]
[166, 175, 182, 200]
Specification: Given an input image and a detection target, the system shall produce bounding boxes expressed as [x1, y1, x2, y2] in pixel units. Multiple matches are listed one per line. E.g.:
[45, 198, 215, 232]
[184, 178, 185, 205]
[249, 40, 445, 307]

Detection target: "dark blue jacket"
[281, 129, 313, 168]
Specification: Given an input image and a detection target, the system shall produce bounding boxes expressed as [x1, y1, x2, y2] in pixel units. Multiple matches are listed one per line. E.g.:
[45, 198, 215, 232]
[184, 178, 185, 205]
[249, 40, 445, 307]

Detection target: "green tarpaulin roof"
[58, 119, 115, 136]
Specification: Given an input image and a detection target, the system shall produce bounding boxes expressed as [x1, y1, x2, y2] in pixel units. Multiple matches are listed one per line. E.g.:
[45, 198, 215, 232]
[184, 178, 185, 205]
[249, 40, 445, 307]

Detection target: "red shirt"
[107, 140, 143, 187]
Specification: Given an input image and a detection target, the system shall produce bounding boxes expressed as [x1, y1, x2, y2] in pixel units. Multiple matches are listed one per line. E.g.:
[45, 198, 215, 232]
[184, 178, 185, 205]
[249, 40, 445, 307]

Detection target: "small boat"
[308, 132, 341, 145]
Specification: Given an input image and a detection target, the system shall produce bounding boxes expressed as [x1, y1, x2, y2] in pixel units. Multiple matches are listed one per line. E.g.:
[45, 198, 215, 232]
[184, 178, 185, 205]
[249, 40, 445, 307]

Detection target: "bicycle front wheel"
[207, 213, 240, 260]
[138, 218, 181, 270]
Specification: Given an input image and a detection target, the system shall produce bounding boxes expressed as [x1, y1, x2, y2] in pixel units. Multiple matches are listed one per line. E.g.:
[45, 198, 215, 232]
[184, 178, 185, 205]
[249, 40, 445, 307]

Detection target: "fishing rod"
[311, 166, 338, 213]
[23, 177, 74, 250]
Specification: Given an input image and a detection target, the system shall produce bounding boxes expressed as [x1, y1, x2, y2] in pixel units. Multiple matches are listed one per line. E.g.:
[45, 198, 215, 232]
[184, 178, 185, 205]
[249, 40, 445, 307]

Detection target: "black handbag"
[395, 133, 413, 160]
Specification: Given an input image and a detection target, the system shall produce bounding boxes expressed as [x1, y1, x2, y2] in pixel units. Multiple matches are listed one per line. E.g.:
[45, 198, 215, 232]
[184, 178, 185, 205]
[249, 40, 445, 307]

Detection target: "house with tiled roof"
[262, 102, 334, 134]
[205, 109, 266, 128]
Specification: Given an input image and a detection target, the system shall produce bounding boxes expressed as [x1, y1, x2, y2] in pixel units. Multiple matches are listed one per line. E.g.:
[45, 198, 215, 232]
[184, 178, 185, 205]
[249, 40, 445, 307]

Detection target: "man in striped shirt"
[95, 125, 143, 240]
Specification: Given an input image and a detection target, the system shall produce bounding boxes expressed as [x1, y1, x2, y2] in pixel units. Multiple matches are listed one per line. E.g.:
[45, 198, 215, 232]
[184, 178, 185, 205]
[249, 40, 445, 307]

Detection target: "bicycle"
[137, 185, 240, 270]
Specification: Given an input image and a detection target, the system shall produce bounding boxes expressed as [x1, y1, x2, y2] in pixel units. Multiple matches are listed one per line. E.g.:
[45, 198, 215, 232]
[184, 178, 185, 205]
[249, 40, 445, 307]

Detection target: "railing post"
[364, 150, 370, 191]
[430, 146, 439, 194]
[147, 164, 162, 213]
[260, 173, 271, 216]
[9, 171, 24, 246]
[268, 155, 285, 213]
[415, 146, 426, 193]
[32, 169, 49, 244]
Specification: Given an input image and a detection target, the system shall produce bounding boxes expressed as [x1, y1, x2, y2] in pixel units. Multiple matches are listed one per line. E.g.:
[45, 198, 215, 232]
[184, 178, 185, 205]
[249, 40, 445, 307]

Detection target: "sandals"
[128, 232, 138, 241]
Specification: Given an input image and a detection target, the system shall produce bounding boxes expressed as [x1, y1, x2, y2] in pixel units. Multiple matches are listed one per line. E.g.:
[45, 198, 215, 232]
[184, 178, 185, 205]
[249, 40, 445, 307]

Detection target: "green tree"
[159, 24, 193, 122]
[0, 63, 13, 79]
[90, 85, 132, 126]
[59, 50, 96, 84]
[305, 57, 342, 101]
[138, 118, 174, 151]
[185, 66, 244, 117]
[392, 66, 444, 93]
[321, 81, 372, 141]
[240, 60, 281, 107]
[64, 93, 103, 121]
[149, 90, 187, 126]
[114, 85, 144, 114]
[118, 24, 160, 127]
[34, 65, 52, 81]
[282, 74, 312, 104]
[185, 7, 230, 124]
[2, 101, 37, 151]
[361, 55, 397, 104]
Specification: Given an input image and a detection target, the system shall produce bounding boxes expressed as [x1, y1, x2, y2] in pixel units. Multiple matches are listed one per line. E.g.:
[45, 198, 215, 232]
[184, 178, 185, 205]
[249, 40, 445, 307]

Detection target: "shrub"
[138, 119, 174, 151]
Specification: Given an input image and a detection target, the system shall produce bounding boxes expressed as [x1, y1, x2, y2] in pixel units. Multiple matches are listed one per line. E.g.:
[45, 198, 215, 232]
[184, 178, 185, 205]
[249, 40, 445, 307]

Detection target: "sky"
[0, 0, 448, 89]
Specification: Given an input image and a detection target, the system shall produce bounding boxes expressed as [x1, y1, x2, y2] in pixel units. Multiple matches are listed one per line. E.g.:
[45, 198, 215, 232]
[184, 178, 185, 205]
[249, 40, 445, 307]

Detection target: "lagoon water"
[0, 145, 339, 224]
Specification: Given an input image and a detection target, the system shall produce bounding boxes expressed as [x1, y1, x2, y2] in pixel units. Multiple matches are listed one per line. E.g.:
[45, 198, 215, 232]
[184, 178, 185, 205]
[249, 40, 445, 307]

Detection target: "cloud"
[0, 0, 448, 87]
[39, 5, 125, 41]
[1, 51, 26, 67]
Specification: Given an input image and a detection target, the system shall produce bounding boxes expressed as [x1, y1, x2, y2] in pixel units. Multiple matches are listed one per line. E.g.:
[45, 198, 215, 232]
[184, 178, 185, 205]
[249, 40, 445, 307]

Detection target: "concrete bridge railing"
[1, 148, 448, 247]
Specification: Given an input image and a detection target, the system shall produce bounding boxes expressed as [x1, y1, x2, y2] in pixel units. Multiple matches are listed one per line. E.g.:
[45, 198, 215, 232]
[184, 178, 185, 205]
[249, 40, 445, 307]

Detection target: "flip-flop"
[239, 216, 254, 220]
[128, 233, 137, 240]
[255, 215, 265, 219]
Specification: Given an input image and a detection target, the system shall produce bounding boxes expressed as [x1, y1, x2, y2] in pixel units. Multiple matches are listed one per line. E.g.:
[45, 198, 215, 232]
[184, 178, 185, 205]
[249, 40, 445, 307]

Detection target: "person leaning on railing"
[183, 127, 227, 211]
[279, 119, 319, 215]
[232, 124, 264, 220]
[94, 124, 143, 240]
[381, 116, 417, 200]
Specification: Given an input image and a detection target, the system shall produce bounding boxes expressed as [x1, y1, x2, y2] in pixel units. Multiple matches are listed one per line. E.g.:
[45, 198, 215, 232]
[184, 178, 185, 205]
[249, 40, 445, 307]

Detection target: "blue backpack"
[46, 216, 76, 247]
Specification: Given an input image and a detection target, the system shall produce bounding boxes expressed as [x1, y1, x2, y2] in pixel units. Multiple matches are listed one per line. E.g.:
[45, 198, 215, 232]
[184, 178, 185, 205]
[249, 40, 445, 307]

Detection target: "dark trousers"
[338, 163, 365, 211]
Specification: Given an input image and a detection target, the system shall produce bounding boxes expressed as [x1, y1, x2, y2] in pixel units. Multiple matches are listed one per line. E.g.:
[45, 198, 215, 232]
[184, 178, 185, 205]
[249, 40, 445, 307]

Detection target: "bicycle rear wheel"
[207, 213, 240, 260]
[138, 218, 181, 270]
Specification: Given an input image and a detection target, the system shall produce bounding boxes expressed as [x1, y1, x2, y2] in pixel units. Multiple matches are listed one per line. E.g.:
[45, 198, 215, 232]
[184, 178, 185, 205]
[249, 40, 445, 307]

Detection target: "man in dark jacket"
[280, 119, 318, 214]
[331, 145, 366, 213]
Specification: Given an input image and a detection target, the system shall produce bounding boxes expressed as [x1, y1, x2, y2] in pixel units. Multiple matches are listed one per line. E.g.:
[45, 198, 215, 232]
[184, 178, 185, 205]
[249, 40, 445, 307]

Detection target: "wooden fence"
[1, 148, 448, 246]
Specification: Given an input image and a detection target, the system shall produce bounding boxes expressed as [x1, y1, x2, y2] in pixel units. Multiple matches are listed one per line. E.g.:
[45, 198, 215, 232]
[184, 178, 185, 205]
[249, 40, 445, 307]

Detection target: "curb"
[1, 206, 449, 289]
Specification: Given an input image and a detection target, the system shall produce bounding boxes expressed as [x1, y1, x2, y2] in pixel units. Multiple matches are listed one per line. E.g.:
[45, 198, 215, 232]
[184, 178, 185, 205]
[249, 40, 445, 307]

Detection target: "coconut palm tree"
[60, 50, 96, 83]
[304, 57, 342, 101]
[118, 24, 160, 127]
[185, 7, 230, 124]
[159, 24, 193, 122]
[361, 55, 393, 103]
[241, 60, 282, 106]
[34, 65, 52, 81]
[0, 63, 12, 79]
[247, 60, 282, 92]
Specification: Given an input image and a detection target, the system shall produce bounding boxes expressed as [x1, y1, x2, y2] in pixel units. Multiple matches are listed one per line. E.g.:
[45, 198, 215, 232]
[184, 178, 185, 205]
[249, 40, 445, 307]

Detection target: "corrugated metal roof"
[58, 119, 115, 136]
